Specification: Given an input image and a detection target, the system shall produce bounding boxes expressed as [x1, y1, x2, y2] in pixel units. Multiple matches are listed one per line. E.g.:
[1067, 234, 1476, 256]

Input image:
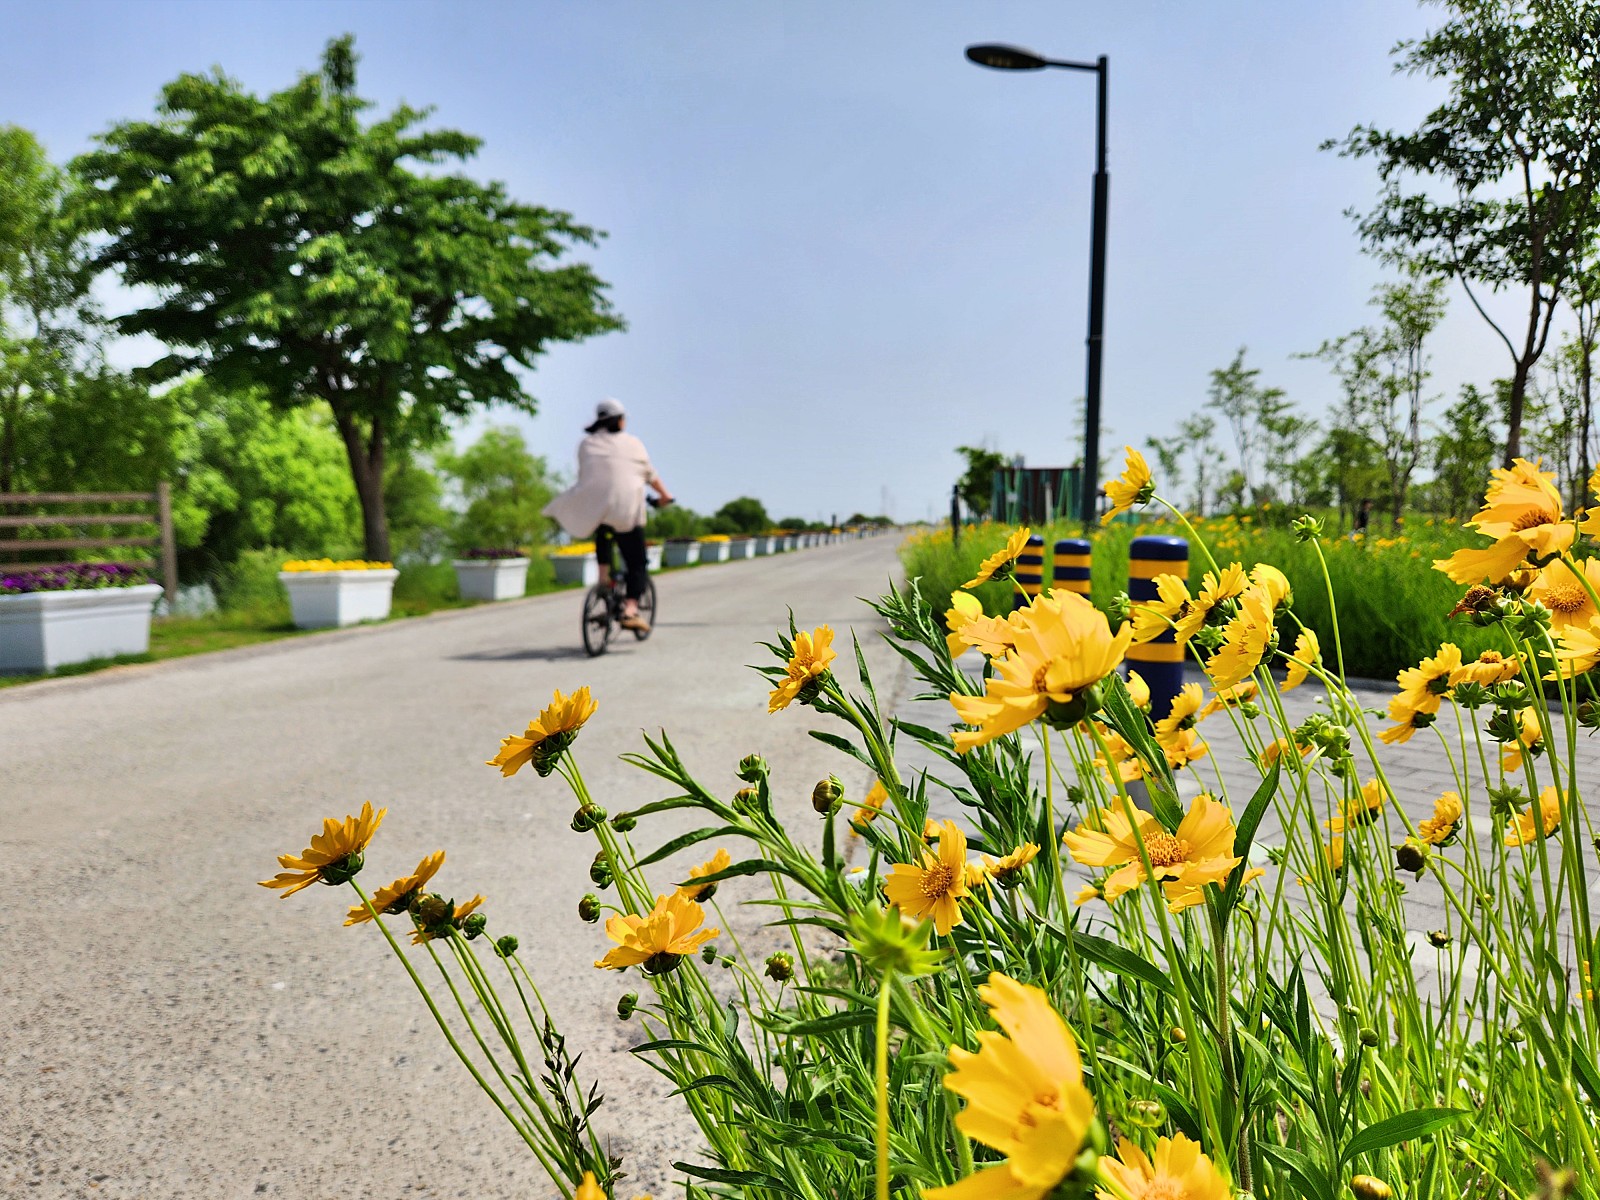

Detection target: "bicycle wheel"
[632, 577, 657, 640]
[581, 585, 613, 657]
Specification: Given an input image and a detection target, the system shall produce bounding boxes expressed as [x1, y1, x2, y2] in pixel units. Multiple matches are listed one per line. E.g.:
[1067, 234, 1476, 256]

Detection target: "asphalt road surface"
[2, 535, 907, 1199]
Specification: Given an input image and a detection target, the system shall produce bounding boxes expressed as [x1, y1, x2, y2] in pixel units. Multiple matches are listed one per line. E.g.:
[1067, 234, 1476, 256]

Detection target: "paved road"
[1, 537, 907, 1199]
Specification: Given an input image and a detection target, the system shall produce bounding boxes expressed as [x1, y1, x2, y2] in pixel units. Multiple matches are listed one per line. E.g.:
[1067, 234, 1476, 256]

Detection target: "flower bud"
[570, 803, 606, 832]
[765, 952, 795, 982]
[1169, 1026, 1187, 1044]
[1128, 1099, 1166, 1128]
[589, 851, 613, 888]
[1395, 839, 1429, 878]
[1351, 1175, 1392, 1200]
[737, 753, 769, 783]
[411, 893, 452, 927]
[1506, 1026, 1526, 1044]
[1427, 929, 1452, 949]
[1105, 591, 1133, 627]
[733, 786, 762, 816]
[617, 991, 639, 1020]
[462, 913, 488, 940]
[1292, 514, 1324, 542]
[701, 943, 718, 964]
[494, 934, 519, 958]
[812, 775, 844, 815]
[578, 893, 602, 923]
[611, 811, 637, 833]
[1358, 1027, 1380, 1048]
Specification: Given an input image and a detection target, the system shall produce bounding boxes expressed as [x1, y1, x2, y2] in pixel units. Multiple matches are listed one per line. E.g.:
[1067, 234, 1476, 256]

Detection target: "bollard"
[1126, 536, 1189, 719]
[1052, 538, 1091, 596]
[1011, 534, 1045, 610]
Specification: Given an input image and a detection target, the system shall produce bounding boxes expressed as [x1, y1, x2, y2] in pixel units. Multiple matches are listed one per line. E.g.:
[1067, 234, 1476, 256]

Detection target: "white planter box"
[697, 541, 731, 563]
[783, 535, 799, 551]
[752, 536, 775, 556]
[453, 557, 530, 602]
[645, 544, 664, 571]
[551, 555, 599, 587]
[728, 539, 756, 560]
[0, 583, 163, 674]
[278, 569, 397, 630]
[663, 541, 699, 567]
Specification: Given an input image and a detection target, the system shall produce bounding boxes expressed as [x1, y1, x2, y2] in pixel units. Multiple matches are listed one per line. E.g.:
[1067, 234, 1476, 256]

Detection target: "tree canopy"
[72, 36, 623, 559]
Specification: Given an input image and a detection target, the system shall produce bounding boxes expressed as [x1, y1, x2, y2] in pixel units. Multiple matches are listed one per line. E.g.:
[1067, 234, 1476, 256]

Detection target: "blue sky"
[1, 1, 1519, 522]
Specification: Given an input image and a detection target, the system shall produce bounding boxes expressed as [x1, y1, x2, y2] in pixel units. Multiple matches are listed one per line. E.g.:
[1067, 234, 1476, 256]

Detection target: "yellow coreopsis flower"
[1249, 562, 1292, 608]
[1506, 786, 1564, 847]
[949, 592, 1131, 753]
[926, 973, 1095, 1200]
[408, 893, 486, 944]
[1552, 622, 1600, 679]
[1260, 737, 1312, 768]
[1198, 680, 1257, 718]
[1328, 778, 1387, 834]
[1074, 883, 1103, 906]
[852, 779, 890, 831]
[1097, 1133, 1231, 1200]
[884, 820, 971, 935]
[1130, 573, 1201, 645]
[1126, 670, 1151, 710]
[260, 801, 387, 897]
[1451, 648, 1521, 688]
[1378, 691, 1435, 746]
[1094, 726, 1146, 783]
[487, 687, 598, 778]
[595, 891, 719, 973]
[945, 590, 1020, 659]
[1153, 683, 1206, 741]
[1417, 792, 1463, 846]
[1524, 557, 1600, 633]
[768, 626, 837, 713]
[678, 848, 731, 902]
[1206, 586, 1277, 690]
[1160, 727, 1209, 771]
[1102, 446, 1153, 524]
[1281, 627, 1320, 691]
[975, 842, 1040, 888]
[346, 849, 445, 925]
[575, 1172, 605, 1200]
[1436, 459, 1574, 584]
[1195, 562, 1249, 615]
[1063, 794, 1243, 912]
[1501, 706, 1544, 772]
[963, 527, 1033, 588]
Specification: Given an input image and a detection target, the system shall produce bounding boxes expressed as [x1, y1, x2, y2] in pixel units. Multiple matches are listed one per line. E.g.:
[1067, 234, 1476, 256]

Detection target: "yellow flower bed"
[281, 558, 393, 571]
[550, 542, 596, 557]
[696, 534, 731, 543]
[264, 454, 1600, 1200]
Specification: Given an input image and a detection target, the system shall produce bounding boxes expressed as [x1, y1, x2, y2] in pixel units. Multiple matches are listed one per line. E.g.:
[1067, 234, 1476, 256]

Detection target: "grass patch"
[901, 514, 1504, 681]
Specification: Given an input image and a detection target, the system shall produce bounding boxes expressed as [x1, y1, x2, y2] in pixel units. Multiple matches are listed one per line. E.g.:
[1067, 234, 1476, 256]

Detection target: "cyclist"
[543, 398, 673, 632]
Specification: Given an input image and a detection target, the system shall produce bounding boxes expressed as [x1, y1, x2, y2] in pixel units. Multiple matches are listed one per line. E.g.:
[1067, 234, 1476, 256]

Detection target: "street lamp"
[966, 42, 1108, 528]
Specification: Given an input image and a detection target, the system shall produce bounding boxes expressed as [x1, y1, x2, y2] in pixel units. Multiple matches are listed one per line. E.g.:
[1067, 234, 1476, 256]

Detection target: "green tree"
[645, 504, 706, 540]
[436, 426, 559, 554]
[713, 496, 771, 535]
[1176, 414, 1220, 516]
[1431, 383, 1500, 518]
[0, 126, 95, 493]
[954, 445, 1007, 518]
[1330, 0, 1600, 464]
[73, 36, 623, 561]
[1306, 276, 1448, 524]
[1143, 434, 1185, 508]
[1206, 348, 1286, 502]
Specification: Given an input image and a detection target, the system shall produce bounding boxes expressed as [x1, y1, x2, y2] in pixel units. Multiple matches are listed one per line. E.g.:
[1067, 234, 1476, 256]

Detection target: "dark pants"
[594, 525, 648, 601]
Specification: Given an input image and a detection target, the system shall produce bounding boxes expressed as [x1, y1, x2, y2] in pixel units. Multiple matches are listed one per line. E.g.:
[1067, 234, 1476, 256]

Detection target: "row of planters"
[0, 528, 883, 674]
[547, 527, 861, 586]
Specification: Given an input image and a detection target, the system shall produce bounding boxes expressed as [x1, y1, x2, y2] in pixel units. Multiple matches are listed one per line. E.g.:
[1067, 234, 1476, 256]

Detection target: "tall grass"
[901, 515, 1494, 680]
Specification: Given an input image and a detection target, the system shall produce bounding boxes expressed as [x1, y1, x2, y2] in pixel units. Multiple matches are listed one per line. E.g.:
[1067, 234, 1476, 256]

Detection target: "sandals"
[619, 613, 651, 632]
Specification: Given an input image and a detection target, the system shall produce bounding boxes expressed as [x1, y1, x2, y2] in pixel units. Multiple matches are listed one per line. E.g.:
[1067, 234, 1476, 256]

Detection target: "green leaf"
[633, 824, 745, 868]
[1259, 1143, 1336, 1200]
[1341, 1107, 1468, 1164]
[1043, 923, 1174, 996]
[672, 1162, 798, 1193]
[761, 1008, 875, 1037]
[674, 857, 792, 889]
[1219, 763, 1279, 915]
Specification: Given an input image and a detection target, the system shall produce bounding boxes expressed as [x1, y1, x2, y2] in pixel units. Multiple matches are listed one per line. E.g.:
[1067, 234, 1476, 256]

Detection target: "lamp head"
[965, 43, 1049, 71]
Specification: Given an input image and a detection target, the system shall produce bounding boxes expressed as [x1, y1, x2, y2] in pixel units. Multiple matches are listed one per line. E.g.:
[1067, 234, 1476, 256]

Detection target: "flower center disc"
[921, 863, 955, 898]
[1145, 833, 1189, 868]
[1546, 584, 1587, 613]
[1513, 509, 1552, 532]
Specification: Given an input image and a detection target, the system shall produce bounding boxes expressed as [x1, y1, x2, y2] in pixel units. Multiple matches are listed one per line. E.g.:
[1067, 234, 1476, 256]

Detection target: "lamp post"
[965, 42, 1108, 528]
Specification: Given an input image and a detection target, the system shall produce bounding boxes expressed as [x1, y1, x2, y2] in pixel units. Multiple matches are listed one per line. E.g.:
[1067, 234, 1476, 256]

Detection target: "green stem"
[875, 967, 895, 1200]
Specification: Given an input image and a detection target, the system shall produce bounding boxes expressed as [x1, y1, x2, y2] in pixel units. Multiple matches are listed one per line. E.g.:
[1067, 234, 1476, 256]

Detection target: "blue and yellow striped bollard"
[1126, 535, 1188, 719]
[1012, 534, 1045, 610]
[1052, 538, 1091, 596]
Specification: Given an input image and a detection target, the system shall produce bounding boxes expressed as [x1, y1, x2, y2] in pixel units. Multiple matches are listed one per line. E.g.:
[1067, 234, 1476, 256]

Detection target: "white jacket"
[543, 431, 655, 538]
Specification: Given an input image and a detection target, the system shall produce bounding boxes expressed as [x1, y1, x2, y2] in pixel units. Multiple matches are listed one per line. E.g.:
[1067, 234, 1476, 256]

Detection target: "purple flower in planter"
[461, 548, 526, 560]
[0, 563, 148, 595]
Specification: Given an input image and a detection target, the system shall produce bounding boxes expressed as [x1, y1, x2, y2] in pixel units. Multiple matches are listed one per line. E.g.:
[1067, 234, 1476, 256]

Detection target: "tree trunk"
[1580, 333, 1594, 509]
[334, 407, 391, 562]
[1504, 359, 1532, 466]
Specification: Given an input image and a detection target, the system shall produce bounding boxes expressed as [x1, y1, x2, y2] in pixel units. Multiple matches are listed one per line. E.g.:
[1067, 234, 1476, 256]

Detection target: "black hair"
[585, 414, 624, 435]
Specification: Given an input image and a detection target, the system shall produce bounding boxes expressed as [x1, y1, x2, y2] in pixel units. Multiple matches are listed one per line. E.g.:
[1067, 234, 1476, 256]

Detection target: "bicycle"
[581, 500, 665, 657]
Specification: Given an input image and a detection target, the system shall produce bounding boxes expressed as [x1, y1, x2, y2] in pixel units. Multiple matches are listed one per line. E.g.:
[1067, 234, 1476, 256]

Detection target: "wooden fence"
[0, 483, 179, 609]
